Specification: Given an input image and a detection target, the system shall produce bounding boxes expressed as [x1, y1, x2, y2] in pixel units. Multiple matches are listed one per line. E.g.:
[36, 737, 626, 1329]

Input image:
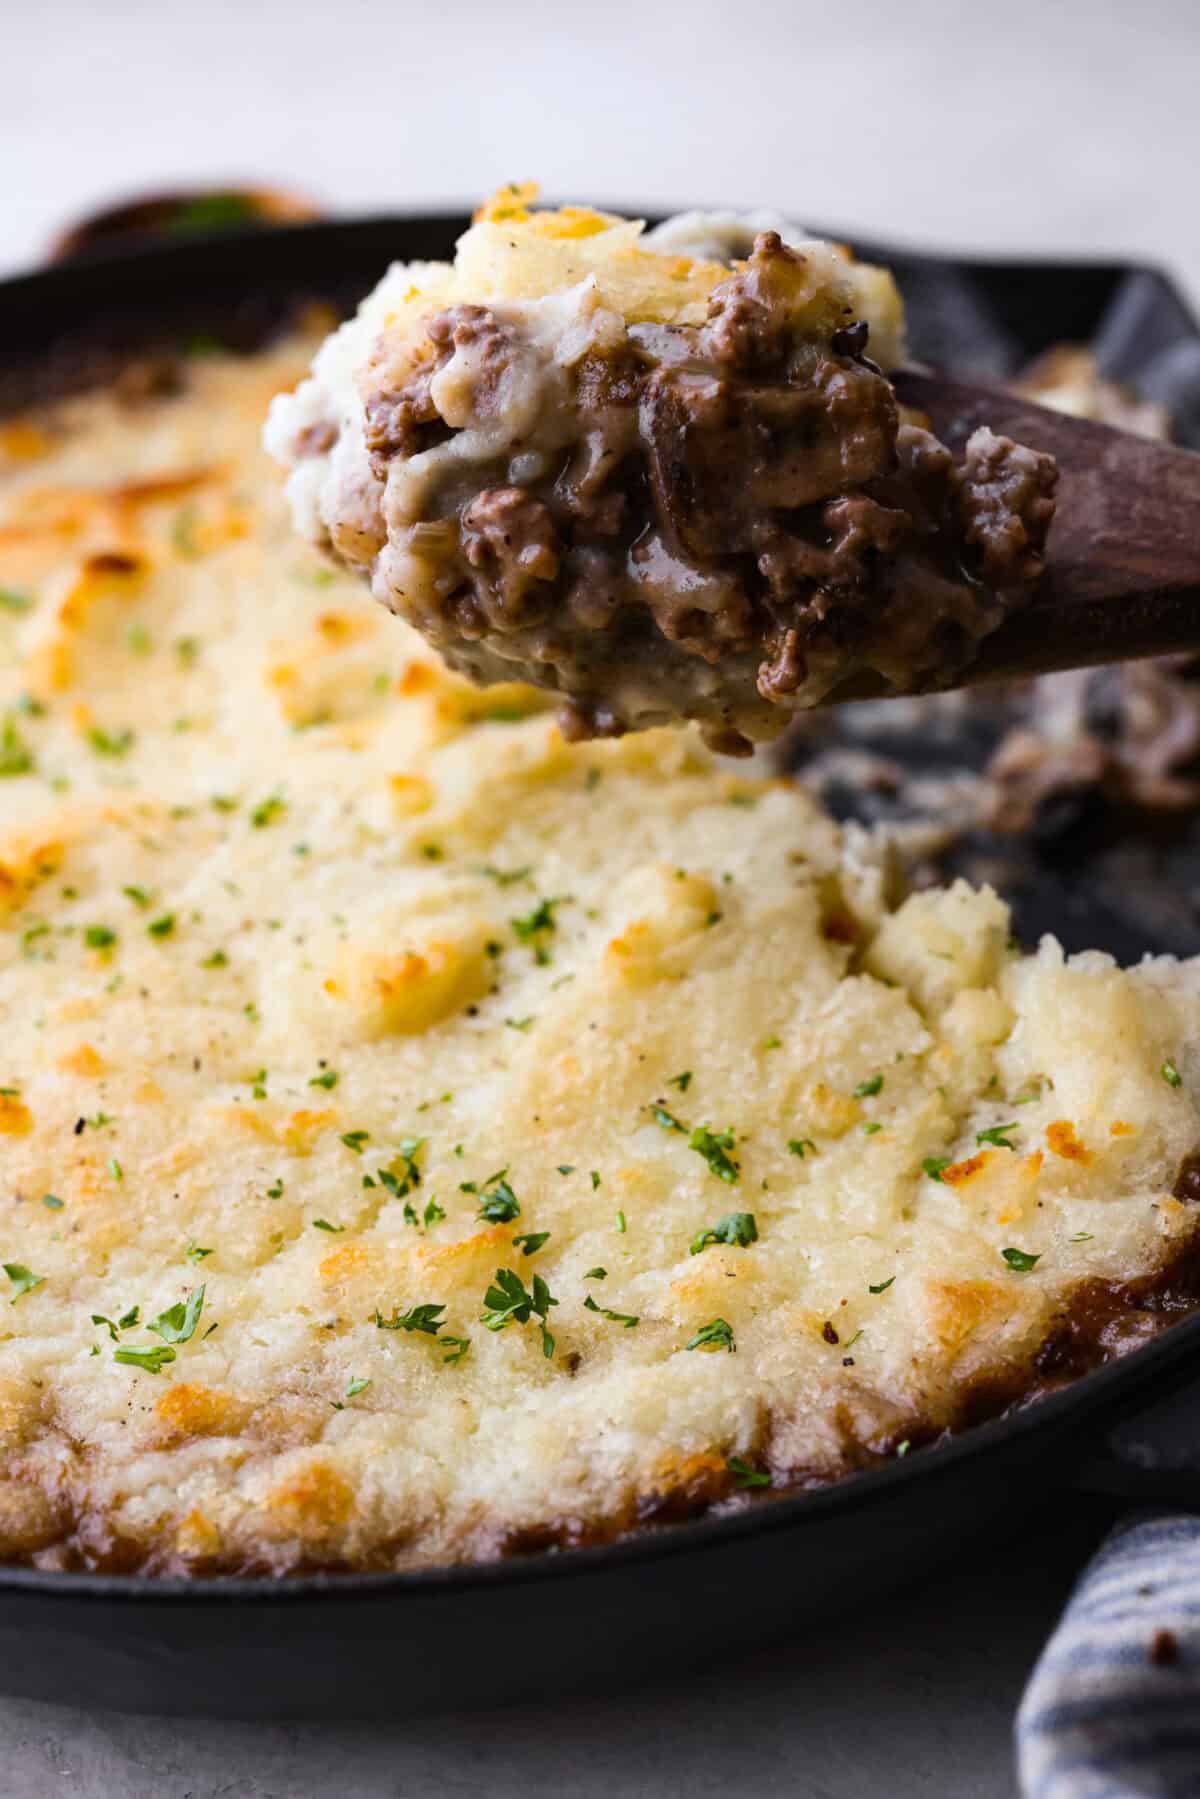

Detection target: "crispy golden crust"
[0, 339, 1199, 1578]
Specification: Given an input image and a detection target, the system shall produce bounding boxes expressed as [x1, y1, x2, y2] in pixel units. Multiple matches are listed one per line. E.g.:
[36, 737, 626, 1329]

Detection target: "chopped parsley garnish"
[201, 949, 228, 968]
[3, 1262, 44, 1303]
[441, 1335, 471, 1366]
[42, 1194, 63, 1211]
[690, 1212, 758, 1255]
[373, 1302, 446, 1335]
[147, 913, 176, 939]
[308, 1069, 339, 1090]
[649, 1104, 686, 1133]
[340, 1130, 370, 1154]
[667, 1071, 693, 1092]
[266, 1179, 284, 1198]
[861, 1121, 882, 1136]
[84, 924, 117, 950]
[474, 1169, 520, 1223]
[585, 1267, 607, 1280]
[480, 1268, 558, 1357]
[312, 1218, 344, 1233]
[1069, 1231, 1094, 1244]
[478, 863, 532, 887]
[114, 1344, 176, 1373]
[148, 1284, 205, 1344]
[374, 1138, 424, 1198]
[185, 1241, 213, 1262]
[1162, 1059, 1183, 1088]
[126, 622, 152, 655]
[0, 586, 32, 613]
[685, 1317, 735, 1353]
[615, 1210, 626, 1233]
[590, 1171, 601, 1191]
[423, 1198, 446, 1227]
[122, 885, 153, 908]
[505, 1016, 534, 1032]
[1001, 1246, 1041, 1273]
[689, 1125, 740, 1184]
[583, 1294, 639, 1327]
[108, 1157, 123, 1182]
[557, 1164, 575, 1176]
[854, 1073, 884, 1098]
[976, 1123, 1018, 1151]
[249, 792, 286, 829]
[92, 1305, 140, 1343]
[868, 1276, 896, 1294]
[345, 1377, 371, 1400]
[922, 1157, 951, 1181]
[21, 922, 50, 957]
[788, 1138, 817, 1159]
[510, 896, 565, 964]
[87, 725, 135, 758]
[512, 1230, 549, 1257]
[727, 1456, 770, 1489]
[0, 716, 34, 778]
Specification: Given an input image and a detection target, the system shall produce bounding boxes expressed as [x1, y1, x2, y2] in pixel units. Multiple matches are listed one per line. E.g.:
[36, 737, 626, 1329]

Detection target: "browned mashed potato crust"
[0, 327, 1197, 1581]
[267, 198, 1058, 756]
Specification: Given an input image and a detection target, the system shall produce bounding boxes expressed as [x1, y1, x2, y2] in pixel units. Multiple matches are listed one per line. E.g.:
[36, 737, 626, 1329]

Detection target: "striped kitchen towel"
[1018, 1513, 1200, 1798]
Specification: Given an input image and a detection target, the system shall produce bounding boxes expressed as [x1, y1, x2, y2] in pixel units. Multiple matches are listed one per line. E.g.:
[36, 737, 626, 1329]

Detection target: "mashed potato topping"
[0, 334, 1195, 1575]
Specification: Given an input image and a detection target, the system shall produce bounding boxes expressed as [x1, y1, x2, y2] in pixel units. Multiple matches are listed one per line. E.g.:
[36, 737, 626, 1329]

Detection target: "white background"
[5, 0, 1199, 295]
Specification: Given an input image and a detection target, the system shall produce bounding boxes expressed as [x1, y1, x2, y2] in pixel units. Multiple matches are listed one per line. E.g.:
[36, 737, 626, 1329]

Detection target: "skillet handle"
[1076, 1373, 1200, 1503]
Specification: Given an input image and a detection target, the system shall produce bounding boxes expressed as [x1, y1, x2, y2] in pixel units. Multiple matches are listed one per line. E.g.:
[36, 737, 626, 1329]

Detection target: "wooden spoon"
[828, 369, 1200, 703]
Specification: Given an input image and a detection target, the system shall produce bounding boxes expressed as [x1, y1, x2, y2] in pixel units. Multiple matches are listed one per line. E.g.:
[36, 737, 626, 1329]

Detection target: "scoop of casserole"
[266, 188, 1057, 753]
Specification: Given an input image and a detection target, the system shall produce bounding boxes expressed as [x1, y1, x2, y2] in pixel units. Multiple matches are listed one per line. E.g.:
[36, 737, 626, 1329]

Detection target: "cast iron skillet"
[2, 212, 1200, 1720]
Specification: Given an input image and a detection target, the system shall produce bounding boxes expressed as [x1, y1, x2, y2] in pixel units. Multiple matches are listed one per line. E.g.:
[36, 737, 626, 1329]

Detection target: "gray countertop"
[0, 1504, 1115, 1798]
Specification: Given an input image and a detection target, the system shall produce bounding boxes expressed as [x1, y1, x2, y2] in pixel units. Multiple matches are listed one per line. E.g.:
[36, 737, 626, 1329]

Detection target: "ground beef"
[959, 429, 1059, 593]
[362, 344, 442, 464]
[351, 233, 1059, 752]
[363, 304, 516, 467]
[459, 487, 563, 628]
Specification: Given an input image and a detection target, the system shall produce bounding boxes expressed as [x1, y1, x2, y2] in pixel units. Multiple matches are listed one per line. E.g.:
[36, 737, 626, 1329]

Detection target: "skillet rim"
[0, 208, 1182, 313]
[2, 212, 1199, 1604]
[4, 1305, 1200, 1604]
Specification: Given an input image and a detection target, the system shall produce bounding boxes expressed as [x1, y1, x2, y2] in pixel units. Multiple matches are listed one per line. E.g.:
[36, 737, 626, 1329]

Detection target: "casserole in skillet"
[3, 215, 1200, 1582]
